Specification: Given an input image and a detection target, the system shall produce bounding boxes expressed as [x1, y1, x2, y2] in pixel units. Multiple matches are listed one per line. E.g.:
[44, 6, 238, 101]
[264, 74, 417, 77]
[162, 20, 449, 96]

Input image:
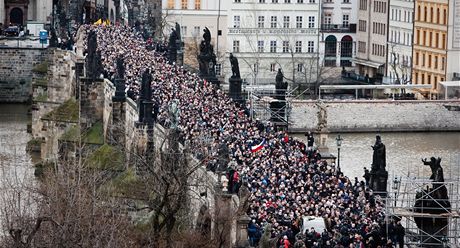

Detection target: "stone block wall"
[290, 100, 460, 132]
[0, 48, 50, 102]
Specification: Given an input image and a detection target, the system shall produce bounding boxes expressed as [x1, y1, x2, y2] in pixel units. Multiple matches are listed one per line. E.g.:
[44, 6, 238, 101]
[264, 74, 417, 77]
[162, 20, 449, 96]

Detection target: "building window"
[215, 63, 222, 76]
[254, 63, 259, 73]
[283, 41, 290, 53]
[181, 26, 187, 36]
[195, 0, 201, 9]
[260, 0, 265, 2]
[295, 41, 302, 53]
[415, 52, 419, 65]
[285, 0, 291, 3]
[193, 26, 200, 36]
[343, 15, 349, 27]
[435, 32, 439, 48]
[270, 40, 277, 53]
[309, 0, 315, 3]
[271, 16, 277, 28]
[233, 16, 241, 28]
[307, 41, 314, 53]
[270, 63, 276, 72]
[283, 16, 290, 28]
[441, 57, 445, 70]
[442, 34, 446, 49]
[296, 16, 303, 28]
[297, 0, 304, 3]
[443, 9, 447, 25]
[428, 54, 432, 68]
[359, 20, 366, 32]
[297, 63, 304, 72]
[235, 0, 241, 2]
[181, 0, 188, 9]
[422, 53, 425, 67]
[258, 16, 265, 28]
[434, 56, 438, 69]
[258, 41, 264, 53]
[167, 0, 174, 9]
[359, 0, 367, 10]
[308, 16, 315, 28]
[358, 41, 366, 53]
[272, 0, 278, 3]
[233, 40, 240, 52]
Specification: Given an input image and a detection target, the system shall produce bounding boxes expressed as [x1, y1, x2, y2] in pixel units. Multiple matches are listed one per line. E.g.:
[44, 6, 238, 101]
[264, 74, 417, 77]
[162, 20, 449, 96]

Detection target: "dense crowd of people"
[81, 24, 402, 247]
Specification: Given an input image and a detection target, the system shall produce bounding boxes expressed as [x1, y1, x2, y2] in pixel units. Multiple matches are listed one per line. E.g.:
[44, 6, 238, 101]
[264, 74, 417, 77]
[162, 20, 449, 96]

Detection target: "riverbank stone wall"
[290, 100, 460, 133]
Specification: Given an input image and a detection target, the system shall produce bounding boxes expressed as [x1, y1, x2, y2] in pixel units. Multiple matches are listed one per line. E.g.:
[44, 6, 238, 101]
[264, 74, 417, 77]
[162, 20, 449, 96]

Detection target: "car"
[4, 26, 19, 37]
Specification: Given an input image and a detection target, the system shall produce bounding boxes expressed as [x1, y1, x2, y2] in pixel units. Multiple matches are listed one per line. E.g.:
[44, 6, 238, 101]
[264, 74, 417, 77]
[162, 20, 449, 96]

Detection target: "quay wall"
[0, 48, 50, 103]
[289, 100, 460, 133]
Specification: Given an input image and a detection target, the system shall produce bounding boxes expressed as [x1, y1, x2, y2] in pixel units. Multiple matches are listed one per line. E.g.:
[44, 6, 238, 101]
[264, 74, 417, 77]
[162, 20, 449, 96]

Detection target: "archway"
[340, 35, 353, 67]
[10, 7, 23, 26]
[324, 35, 337, 67]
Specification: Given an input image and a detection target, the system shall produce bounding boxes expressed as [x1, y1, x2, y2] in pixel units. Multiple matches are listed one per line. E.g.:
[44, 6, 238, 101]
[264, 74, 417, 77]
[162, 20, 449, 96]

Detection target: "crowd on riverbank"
[81, 24, 400, 247]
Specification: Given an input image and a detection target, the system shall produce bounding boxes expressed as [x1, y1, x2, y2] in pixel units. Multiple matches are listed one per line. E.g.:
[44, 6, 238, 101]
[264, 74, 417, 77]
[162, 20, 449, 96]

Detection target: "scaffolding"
[386, 160, 460, 247]
[248, 88, 293, 128]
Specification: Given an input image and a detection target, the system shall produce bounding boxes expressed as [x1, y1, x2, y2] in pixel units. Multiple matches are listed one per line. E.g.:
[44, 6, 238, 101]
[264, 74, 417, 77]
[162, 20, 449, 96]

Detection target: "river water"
[293, 132, 460, 181]
[0, 104, 35, 234]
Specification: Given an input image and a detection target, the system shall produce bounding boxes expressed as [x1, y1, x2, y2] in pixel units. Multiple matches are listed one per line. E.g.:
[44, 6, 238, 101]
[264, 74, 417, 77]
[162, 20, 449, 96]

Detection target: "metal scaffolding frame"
[248, 88, 292, 127]
[386, 160, 460, 247]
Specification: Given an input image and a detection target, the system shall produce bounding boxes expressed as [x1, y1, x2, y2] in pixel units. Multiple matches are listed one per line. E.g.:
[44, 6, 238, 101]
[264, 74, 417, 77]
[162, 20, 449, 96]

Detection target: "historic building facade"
[412, 0, 449, 97]
[162, 0, 229, 74]
[320, 0, 357, 68]
[355, 0, 389, 82]
[446, 0, 460, 82]
[386, 0, 414, 84]
[226, 0, 320, 87]
[0, 0, 52, 27]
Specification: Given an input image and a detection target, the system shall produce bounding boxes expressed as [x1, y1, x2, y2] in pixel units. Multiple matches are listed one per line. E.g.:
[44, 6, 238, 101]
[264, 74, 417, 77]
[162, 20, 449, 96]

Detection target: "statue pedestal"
[229, 76, 244, 104]
[369, 169, 388, 196]
[317, 131, 329, 154]
[177, 50, 184, 66]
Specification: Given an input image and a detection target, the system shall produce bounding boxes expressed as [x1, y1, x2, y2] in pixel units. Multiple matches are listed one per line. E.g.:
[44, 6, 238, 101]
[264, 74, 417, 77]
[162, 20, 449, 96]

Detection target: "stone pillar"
[110, 79, 126, 147]
[236, 214, 251, 248]
[79, 78, 104, 130]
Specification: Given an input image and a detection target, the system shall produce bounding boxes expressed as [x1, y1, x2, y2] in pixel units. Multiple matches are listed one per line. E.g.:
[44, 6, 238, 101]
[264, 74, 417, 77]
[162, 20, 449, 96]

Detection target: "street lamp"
[392, 176, 400, 207]
[335, 134, 343, 173]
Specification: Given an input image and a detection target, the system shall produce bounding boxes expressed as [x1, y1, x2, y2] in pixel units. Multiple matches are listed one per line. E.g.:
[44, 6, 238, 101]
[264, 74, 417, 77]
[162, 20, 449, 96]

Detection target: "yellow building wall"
[412, 0, 448, 96]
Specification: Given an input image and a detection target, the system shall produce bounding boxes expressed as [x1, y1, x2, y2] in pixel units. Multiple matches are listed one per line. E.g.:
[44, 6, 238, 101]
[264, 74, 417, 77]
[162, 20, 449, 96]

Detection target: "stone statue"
[168, 28, 178, 64]
[116, 56, 125, 79]
[237, 185, 251, 215]
[141, 68, 153, 100]
[49, 27, 58, 48]
[85, 31, 103, 80]
[371, 135, 386, 172]
[175, 22, 181, 42]
[197, 27, 218, 85]
[315, 101, 327, 132]
[368, 135, 388, 195]
[229, 53, 240, 78]
[258, 224, 282, 248]
[168, 99, 180, 130]
[275, 69, 288, 99]
[276, 68, 283, 85]
[414, 157, 451, 245]
[203, 27, 211, 44]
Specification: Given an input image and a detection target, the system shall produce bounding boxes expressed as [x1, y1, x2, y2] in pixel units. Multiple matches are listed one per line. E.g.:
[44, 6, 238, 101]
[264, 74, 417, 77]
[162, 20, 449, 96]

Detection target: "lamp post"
[335, 134, 343, 173]
[392, 177, 400, 207]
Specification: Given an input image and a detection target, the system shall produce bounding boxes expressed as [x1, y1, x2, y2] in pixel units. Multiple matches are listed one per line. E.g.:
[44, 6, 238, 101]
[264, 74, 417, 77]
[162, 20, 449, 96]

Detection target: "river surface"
[0, 104, 35, 234]
[294, 132, 460, 181]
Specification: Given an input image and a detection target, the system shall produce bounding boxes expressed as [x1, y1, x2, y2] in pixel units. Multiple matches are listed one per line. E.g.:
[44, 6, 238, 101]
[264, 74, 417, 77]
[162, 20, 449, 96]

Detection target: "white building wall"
[320, 0, 358, 67]
[227, 0, 320, 86]
[35, 0, 52, 23]
[162, 0, 229, 71]
[0, 0, 5, 26]
[446, 0, 460, 81]
[386, 0, 414, 84]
